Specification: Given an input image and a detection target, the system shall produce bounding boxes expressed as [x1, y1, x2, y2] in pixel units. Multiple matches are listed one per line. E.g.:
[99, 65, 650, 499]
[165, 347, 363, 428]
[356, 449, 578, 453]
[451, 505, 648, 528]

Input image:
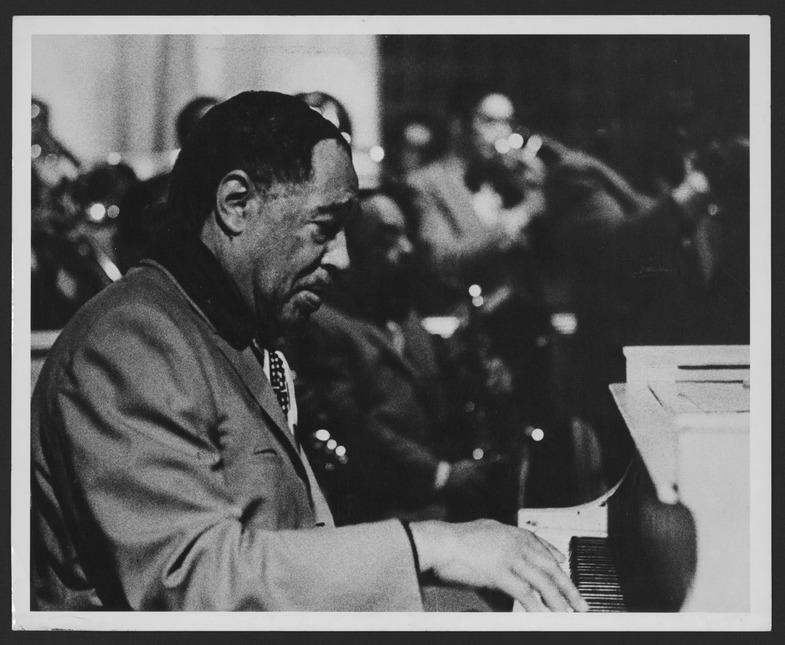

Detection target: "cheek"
[250, 244, 287, 299]
[252, 263, 277, 304]
[288, 240, 325, 276]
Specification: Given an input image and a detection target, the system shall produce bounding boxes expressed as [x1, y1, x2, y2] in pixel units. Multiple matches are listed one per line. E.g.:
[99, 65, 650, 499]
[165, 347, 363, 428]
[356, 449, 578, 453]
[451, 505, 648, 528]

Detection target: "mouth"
[297, 289, 323, 311]
[292, 278, 331, 314]
[298, 280, 327, 298]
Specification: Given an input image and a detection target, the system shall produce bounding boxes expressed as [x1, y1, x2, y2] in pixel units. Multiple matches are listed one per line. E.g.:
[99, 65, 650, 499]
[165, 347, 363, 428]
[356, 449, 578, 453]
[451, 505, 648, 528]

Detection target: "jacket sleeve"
[545, 162, 698, 346]
[41, 302, 423, 611]
[547, 162, 690, 279]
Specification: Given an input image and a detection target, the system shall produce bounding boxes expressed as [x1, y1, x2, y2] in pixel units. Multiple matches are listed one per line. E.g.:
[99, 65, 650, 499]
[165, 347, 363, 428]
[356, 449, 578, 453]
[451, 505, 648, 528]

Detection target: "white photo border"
[11, 14, 772, 631]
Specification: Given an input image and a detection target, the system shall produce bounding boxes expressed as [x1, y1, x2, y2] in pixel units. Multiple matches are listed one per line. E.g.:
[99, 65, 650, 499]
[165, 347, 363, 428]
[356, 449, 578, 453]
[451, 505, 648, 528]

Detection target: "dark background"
[381, 35, 748, 187]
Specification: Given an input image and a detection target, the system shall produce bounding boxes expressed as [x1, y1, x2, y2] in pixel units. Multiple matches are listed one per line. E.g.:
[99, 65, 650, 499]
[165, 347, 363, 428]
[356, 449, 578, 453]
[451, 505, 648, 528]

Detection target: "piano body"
[518, 345, 750, 612]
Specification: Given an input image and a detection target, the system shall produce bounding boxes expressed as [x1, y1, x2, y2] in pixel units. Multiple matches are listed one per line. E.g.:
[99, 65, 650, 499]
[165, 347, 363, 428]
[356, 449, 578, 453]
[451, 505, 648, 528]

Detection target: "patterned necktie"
[268, 350, 290, 417]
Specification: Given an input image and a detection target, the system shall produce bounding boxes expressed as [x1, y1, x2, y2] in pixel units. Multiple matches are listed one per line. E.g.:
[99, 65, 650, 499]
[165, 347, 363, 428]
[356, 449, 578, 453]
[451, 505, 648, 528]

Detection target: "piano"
[517, 345, 750, 612]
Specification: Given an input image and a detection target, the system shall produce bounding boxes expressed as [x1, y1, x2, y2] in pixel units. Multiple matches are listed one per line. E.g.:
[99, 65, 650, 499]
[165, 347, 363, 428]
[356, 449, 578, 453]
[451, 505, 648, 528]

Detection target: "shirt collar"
[146, 235, 257, 350]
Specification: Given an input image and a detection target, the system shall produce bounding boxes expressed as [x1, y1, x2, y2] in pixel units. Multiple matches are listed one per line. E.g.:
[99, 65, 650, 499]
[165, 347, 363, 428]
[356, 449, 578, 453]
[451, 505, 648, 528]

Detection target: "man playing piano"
[31, 91, 588, 612]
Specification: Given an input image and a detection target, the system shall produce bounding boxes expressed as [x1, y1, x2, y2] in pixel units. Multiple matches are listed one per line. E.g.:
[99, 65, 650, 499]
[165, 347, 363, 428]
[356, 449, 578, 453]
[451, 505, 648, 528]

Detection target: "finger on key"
[512, 561, 571, 612]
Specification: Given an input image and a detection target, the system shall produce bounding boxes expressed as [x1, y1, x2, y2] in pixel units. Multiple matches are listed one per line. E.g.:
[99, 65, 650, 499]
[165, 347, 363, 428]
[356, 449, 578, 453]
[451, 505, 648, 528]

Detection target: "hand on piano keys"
[517, 474, 628, 612]
[409, 519, 590, 612]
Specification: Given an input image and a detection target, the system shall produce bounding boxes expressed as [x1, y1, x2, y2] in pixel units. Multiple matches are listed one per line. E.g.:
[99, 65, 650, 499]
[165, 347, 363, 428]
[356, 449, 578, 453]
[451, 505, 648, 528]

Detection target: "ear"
[215, 170, 256, 235]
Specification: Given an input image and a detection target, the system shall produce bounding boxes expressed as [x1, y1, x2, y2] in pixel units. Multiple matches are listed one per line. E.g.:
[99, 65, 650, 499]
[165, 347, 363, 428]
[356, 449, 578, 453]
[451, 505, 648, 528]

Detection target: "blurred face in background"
[470, 93, 516, 160]
[348, 193, 415, 321]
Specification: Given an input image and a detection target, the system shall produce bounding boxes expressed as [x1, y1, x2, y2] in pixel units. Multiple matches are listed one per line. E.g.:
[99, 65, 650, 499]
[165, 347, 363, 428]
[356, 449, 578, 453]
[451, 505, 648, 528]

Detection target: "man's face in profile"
[240, 139, 358, 335]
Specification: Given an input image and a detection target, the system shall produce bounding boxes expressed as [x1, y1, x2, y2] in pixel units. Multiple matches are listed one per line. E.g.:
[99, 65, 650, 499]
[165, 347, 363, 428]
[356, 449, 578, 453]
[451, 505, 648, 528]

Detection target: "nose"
[322, 229, 350, 272]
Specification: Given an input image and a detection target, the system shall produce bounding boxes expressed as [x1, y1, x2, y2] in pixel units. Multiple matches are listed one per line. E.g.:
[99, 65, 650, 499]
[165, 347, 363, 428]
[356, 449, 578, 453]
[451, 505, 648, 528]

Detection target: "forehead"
[307, 139, 357, 195]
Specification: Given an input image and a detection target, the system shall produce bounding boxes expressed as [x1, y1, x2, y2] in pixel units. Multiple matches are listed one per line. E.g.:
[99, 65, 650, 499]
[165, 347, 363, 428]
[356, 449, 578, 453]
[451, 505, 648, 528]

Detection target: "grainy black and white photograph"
[11, 14, 771, 631]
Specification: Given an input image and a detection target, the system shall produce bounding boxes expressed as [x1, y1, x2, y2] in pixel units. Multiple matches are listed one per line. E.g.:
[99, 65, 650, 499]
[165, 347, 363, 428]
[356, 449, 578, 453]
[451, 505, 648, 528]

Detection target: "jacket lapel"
[143, 259, 309, 488]
[212, 335, 309, 484]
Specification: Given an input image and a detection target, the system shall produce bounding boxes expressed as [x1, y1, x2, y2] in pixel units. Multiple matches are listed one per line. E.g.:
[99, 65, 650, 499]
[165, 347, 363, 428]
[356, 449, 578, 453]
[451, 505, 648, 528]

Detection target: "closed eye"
[312, 219, 341, 242]
[251, 447, 278, 456]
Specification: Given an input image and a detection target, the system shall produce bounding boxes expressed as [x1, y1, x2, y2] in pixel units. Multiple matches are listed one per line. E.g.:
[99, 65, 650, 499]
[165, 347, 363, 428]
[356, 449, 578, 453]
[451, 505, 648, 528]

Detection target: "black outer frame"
[1, 1, 782, 644]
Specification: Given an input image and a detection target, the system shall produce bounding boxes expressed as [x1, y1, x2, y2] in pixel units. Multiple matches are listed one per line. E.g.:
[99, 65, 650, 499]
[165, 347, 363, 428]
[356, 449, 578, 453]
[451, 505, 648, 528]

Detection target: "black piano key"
[569, 536, 627, 612]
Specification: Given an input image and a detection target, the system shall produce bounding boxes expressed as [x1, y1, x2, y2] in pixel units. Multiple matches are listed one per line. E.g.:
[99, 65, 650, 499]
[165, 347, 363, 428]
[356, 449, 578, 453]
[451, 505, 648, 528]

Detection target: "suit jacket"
[31, 260, 422, 611]
[294, 303, 450, 523]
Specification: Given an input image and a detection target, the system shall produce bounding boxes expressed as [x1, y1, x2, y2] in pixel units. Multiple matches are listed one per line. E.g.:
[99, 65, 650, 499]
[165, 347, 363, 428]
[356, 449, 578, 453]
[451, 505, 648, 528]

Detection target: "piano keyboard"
[569, 536, 627, 612]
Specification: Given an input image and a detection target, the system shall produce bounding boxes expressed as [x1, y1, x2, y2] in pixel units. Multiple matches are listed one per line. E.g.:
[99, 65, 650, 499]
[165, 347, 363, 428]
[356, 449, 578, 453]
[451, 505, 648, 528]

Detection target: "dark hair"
[167, 90, 351, 238]
[175, 95, 220, 146]
[294, 91, 353, 139]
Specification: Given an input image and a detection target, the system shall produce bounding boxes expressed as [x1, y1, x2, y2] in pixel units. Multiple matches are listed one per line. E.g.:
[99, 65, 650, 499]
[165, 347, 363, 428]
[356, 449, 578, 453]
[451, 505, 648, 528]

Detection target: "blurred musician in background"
[117, 95, 219, 272]
[406, 88, 546, 318]
[31, 98, 137, 329]
[532, 129, 747, 494]
[404, 89, 559, 503]
[293, 185, 509, 526]
[31, 97, 80, 190]
[405, 82, 748, 499]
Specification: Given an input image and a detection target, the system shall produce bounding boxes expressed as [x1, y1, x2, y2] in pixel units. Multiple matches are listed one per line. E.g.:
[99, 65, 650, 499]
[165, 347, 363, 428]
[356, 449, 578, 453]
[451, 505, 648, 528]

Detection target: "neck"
[146, 232, 258, 350]
[199, 223, 284, 349]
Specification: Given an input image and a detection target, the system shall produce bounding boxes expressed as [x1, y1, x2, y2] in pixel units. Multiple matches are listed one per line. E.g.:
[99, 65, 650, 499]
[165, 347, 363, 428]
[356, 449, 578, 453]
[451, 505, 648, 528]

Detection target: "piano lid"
[610, 345, 750, 505]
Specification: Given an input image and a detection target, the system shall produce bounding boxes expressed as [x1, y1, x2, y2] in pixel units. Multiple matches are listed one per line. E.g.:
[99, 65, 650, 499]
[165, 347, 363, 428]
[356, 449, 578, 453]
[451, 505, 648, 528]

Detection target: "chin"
[281, 307, 317, 333]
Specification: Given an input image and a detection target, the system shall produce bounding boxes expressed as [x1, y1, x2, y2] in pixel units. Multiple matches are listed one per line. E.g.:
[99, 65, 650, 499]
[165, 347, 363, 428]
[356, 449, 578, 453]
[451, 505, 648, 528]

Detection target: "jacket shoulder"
[38, 265, 209, 387]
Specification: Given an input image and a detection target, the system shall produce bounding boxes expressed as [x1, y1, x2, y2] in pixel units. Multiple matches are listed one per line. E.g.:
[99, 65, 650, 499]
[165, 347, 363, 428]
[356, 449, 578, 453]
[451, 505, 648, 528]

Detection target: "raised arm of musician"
[409, 519, 590, 612]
